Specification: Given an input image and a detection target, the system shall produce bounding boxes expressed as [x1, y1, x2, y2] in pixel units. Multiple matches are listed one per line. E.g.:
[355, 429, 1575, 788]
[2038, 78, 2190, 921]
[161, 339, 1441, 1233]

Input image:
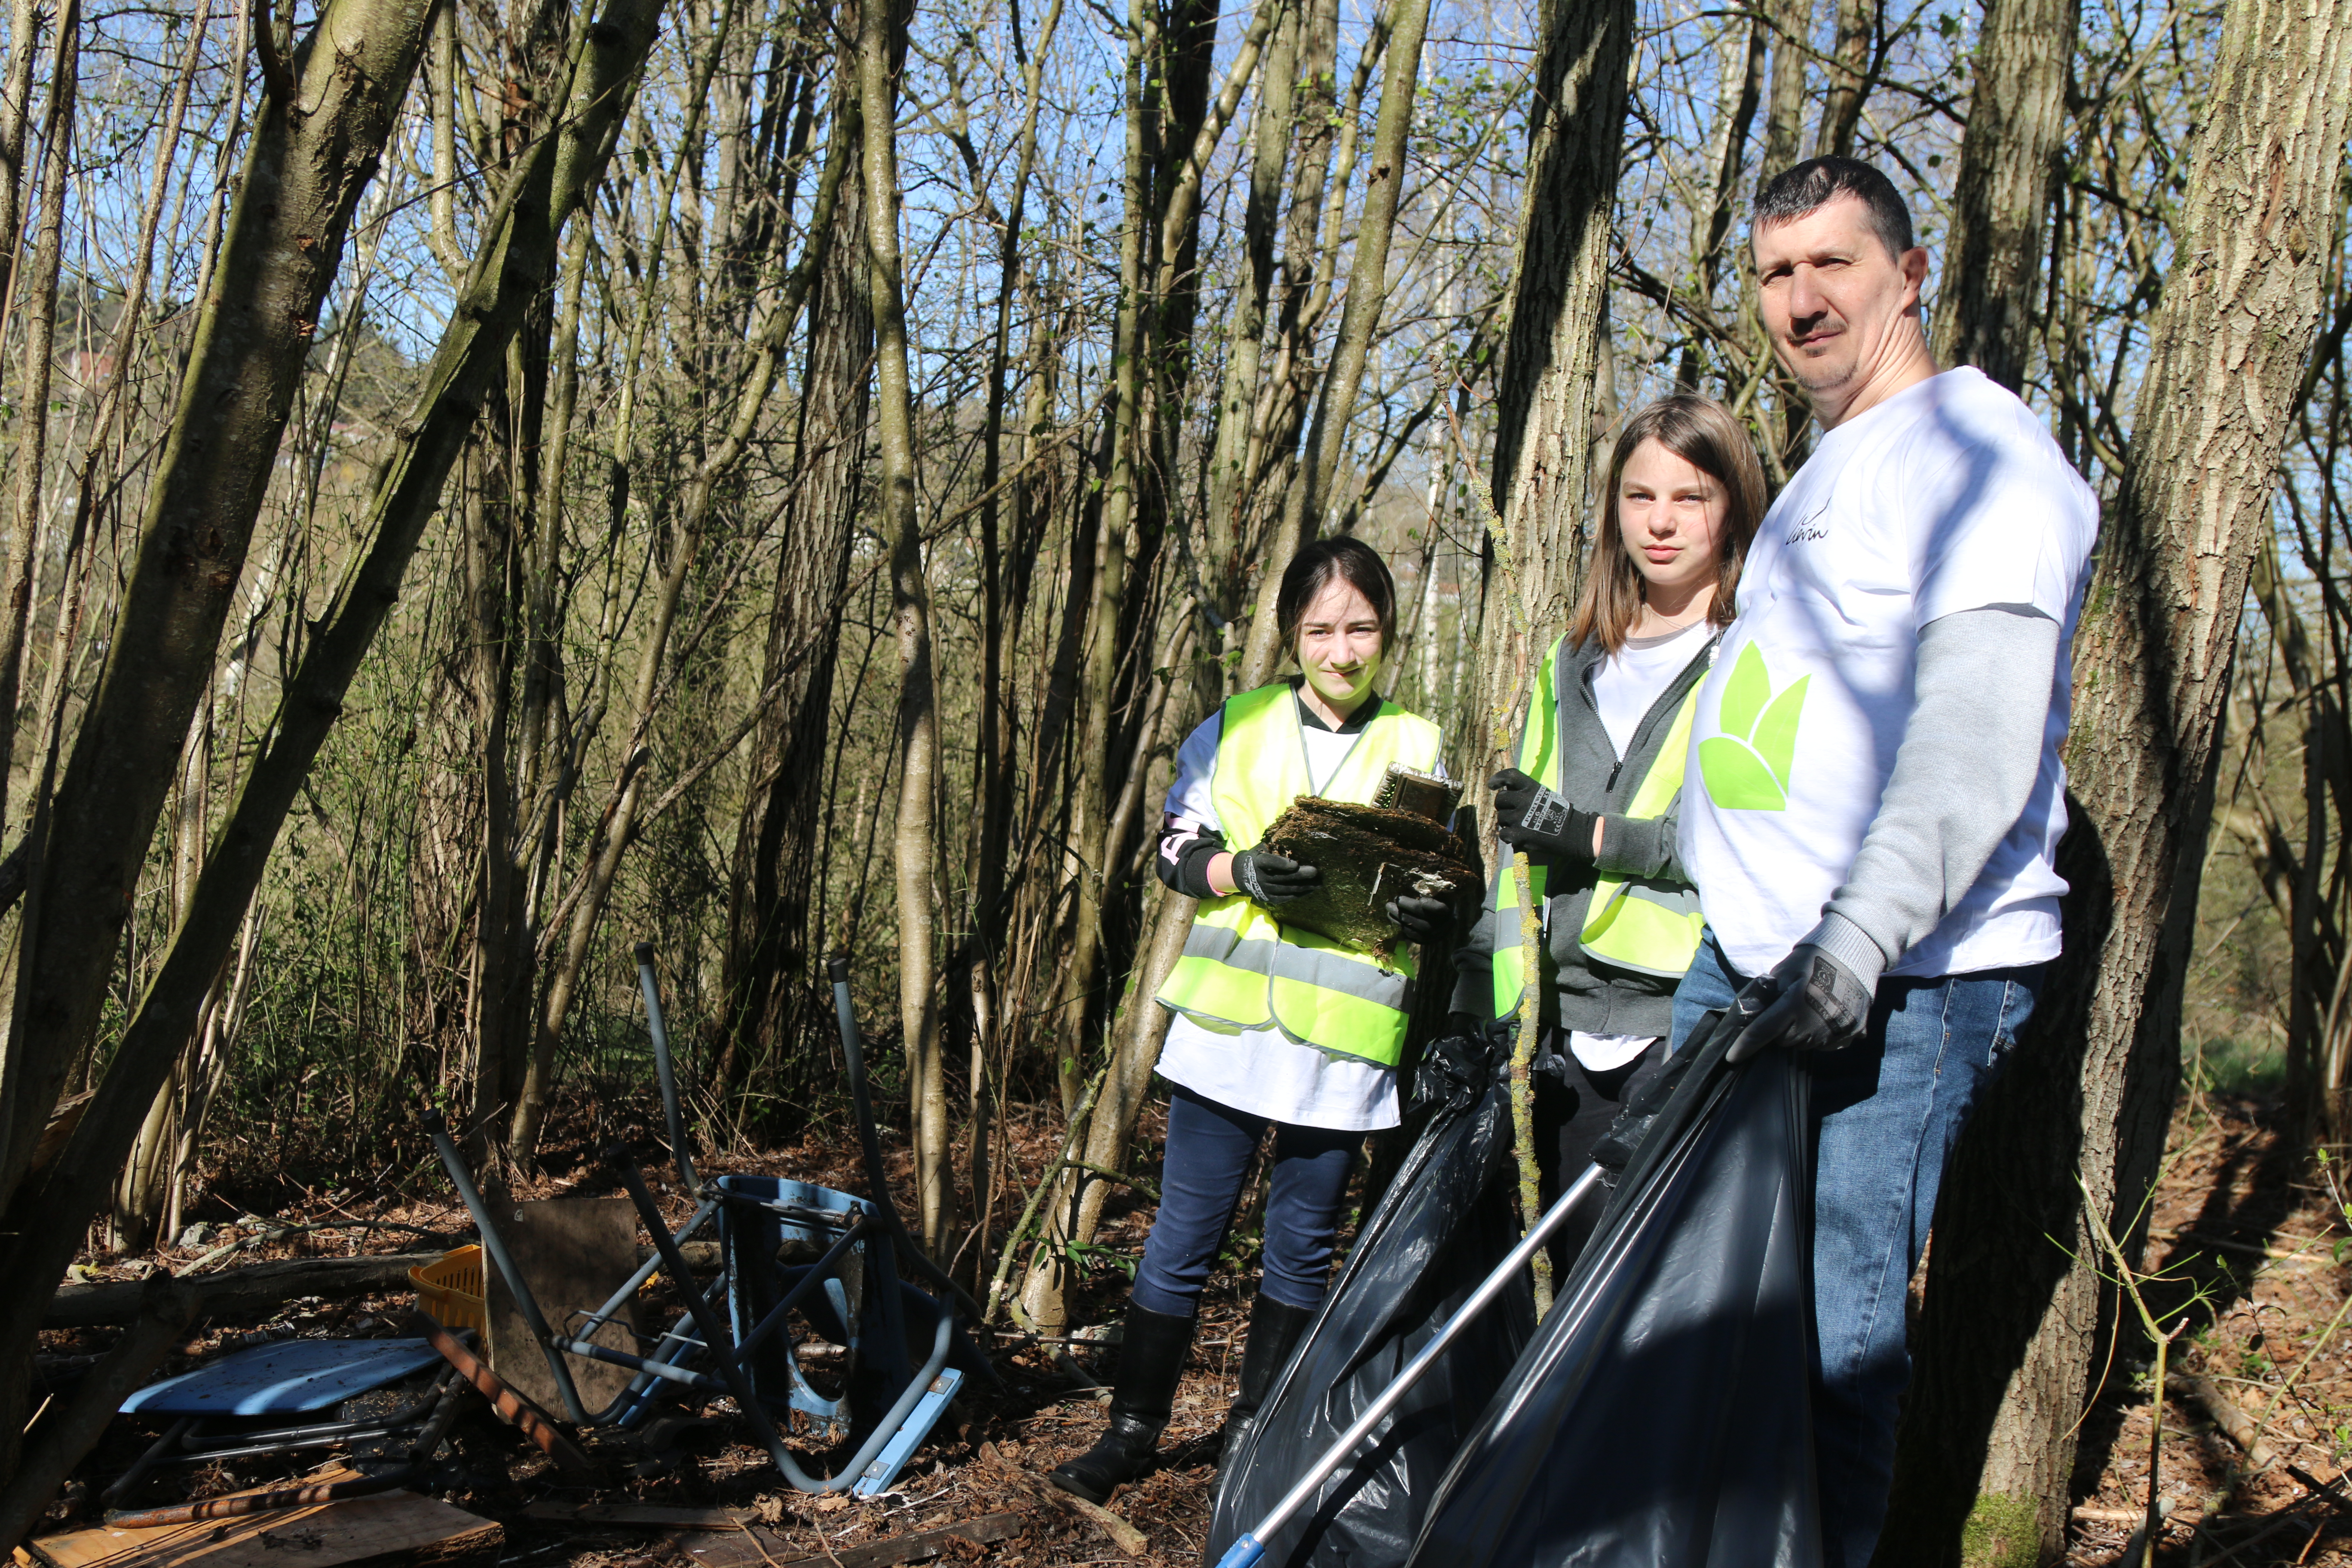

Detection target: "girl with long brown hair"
[1453, 393, 1767, 1260]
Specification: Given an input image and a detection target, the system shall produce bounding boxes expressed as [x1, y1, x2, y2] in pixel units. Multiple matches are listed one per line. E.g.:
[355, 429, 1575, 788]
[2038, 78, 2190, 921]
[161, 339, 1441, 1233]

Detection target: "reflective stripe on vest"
[1578, 681, 1706, 977]
[1155, 682, 1443, 1068]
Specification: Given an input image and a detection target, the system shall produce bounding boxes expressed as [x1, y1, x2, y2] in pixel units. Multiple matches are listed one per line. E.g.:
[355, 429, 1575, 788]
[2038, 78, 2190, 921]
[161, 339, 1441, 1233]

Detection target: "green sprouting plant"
[1059, 1240, 1136, 1281]
[2078, 1166, 2233, 1568]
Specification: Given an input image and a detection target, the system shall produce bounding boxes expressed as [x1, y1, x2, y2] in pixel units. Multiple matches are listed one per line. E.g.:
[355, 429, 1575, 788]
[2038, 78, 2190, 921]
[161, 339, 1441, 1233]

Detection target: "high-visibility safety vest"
[1490, 638, 1708, 1020]
[1156, 682, 1445, 1069]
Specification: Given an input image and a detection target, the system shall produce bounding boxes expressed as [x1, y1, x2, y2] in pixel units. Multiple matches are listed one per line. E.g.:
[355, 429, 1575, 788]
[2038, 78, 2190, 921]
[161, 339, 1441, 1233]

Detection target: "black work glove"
[1385, 893, 1458, 943]
[1724, 944, 1874, 1063]
[1489, 768, 1599, 864]
[1230, 849, 1320, 906]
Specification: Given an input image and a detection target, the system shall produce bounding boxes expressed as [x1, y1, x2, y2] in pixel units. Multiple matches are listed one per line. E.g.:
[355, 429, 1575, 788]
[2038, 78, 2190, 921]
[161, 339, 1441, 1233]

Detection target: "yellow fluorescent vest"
[1490, 638, 1709, 1020]
[1156, 682, 1445, 1069]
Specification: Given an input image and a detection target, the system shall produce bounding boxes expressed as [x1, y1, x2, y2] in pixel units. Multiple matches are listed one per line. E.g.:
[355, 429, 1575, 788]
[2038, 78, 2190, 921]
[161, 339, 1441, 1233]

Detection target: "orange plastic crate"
[410, 1244, 487, 1330]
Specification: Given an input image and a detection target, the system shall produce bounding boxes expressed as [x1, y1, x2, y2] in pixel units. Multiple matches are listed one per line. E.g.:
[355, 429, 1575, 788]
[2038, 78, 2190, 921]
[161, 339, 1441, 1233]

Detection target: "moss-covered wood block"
[1256, 796, 1479, 962]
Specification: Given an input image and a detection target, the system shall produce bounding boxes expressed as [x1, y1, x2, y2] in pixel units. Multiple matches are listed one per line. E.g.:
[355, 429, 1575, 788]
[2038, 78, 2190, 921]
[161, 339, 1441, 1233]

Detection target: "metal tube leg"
[421, 1105, 597, 1425]
[637, 943, 700, 1197]
[604, 1144, 841, 1492]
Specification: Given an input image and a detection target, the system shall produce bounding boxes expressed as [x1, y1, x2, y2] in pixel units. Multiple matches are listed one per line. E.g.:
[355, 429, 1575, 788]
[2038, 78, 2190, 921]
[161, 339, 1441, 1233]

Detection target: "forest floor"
[37, 1078, 2352, 1567]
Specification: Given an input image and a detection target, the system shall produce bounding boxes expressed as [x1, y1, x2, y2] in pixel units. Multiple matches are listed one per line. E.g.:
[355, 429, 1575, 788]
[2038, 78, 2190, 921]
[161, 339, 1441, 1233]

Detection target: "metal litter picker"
[1211, 1163, 1605, 1568]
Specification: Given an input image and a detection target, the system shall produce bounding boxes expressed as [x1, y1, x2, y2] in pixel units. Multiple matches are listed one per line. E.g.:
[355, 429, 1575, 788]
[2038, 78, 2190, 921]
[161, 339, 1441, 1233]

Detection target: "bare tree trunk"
[1200, 0, 1295, 670]
[1484, 0, 1632, 685]
[0, 0, 71, 837]
[969, 0, 1066, 952]
[1812, 0, 1877, 160]
[856, 0, 949, 1253]
[1237, 0, 1433, 686]
[511, 67, 856, 1165]
[0, 0, 441, 1228]
[1056, 3, 1152, 1115]
[720, 92, 870, 1138]
[1929, 0, 2078, 391]
[1758, 0, 1809, 178]
[0, 0, 47, 475]
[1676, 11, 1763, 391]
[1877, 0, 2352, 1557]
[0, 0, 662, 1517]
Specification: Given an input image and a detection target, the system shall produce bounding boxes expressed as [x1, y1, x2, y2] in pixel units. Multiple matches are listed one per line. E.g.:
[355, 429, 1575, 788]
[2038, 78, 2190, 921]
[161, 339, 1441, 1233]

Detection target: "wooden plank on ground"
[24, 1491, 500, 1568]
[44, 1256, 447, 1329]
[520, 1503, 753, 1529]
[677, 1510, 1029, 1568]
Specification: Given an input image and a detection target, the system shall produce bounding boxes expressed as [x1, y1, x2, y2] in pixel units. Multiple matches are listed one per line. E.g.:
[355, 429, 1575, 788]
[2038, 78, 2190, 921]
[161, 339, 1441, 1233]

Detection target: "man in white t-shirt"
[1673, 158, 2098, 1568]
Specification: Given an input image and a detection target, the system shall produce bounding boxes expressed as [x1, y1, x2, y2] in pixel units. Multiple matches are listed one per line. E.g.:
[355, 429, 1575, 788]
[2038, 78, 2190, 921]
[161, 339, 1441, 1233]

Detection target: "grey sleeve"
[1803, 605, 2059, 986]
[1593, 790, 1688, 884]
[1450, 864, 1505, 1020]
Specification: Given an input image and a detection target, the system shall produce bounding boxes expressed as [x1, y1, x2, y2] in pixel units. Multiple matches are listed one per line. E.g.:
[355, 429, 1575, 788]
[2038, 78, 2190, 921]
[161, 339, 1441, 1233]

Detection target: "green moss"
[1960, 1493, 2043, 1568]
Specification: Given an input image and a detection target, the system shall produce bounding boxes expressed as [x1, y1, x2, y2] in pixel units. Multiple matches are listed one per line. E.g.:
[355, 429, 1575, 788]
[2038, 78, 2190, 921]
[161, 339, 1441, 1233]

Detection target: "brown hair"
[1567, 395, 1767, 657]
[1276, 536, 1399, 659]
[1754, 156, 1914, 260]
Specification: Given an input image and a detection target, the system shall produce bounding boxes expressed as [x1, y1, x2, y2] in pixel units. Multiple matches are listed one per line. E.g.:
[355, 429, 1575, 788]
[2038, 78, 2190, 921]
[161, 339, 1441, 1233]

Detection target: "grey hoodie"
[1451, 629, 1720, 1039]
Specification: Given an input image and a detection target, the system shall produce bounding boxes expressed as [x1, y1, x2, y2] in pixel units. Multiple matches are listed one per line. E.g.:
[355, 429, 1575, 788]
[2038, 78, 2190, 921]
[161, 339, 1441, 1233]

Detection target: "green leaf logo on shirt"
[1700, 643, 1807, 810]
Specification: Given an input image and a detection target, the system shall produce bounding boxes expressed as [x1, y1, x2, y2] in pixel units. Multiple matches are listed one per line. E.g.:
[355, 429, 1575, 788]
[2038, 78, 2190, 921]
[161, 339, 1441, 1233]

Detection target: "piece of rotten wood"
[977, 1441, 1146, 1556]
[43, 1254, 447, 1329]
[521, 1503, 754, 1529]
[24, 1487, 499, 1568]
[668, 1511, 1030, 1568]
[40, 1241, 726, 1331]
[2167, 1372, 2278, 1469]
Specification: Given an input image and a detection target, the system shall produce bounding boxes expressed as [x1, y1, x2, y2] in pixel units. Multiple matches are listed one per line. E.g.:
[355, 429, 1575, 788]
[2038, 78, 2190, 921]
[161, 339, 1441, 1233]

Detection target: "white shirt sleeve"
[1158, 711, 1225, 878]
[1909, 399, 2098, 630]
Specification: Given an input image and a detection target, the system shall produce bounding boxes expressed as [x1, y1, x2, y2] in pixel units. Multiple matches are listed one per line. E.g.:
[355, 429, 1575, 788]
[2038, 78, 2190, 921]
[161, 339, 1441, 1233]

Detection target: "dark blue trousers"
[1130, 1083, 1359, 1317]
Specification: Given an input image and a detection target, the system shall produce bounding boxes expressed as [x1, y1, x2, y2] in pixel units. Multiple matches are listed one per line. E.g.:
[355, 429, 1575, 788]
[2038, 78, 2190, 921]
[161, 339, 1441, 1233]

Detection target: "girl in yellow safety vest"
[1050, 538, 1461, 1505]
[1452, 394, 1766, 1268]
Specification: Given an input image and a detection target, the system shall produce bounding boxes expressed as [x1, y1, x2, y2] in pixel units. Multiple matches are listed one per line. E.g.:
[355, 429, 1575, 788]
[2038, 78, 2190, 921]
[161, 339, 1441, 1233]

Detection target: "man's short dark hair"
[1753, 157, 1915, 259]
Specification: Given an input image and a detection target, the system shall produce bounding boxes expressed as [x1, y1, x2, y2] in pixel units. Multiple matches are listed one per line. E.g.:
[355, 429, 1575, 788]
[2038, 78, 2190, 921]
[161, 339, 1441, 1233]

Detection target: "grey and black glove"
[1230, 849, 1320, 906]
[1724, 944, 1874, 1062]
[1385, 893, 1458, 943]
[1489, 768, 1598, 864]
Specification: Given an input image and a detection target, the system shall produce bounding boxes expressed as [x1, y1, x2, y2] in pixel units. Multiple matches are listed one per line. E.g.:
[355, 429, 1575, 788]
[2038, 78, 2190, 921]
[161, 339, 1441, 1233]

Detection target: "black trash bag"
[1400, 1011, 1820, 1568]
[1205, 1031, 1563, 1568]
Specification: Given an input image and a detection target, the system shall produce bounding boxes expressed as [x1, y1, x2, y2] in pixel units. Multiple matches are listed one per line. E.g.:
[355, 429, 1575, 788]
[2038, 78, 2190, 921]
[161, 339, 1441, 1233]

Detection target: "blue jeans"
[1130, 1084, 1359, 1318]
[1673, 930, 2041, 1568]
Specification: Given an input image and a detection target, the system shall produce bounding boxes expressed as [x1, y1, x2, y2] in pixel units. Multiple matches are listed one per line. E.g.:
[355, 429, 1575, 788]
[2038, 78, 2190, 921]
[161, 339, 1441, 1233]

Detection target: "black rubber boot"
[1049, 1304, 1196, 1503]
[1219, 1293, 1317, 1465]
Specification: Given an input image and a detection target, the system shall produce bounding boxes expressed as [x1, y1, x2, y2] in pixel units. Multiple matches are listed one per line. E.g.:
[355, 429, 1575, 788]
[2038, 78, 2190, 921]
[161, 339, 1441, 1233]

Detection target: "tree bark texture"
[0, 0, 440, 1227]
[1812, 0, 1877, 160]
[1929, 0, 2078, 392]
[0, 0, 663, 1504]
[1480, 0, 1632, 767]
[1056, 4, 1153, 1113]
[1875, 0, 2352, 1558]
[1758, 0, 1809, 180]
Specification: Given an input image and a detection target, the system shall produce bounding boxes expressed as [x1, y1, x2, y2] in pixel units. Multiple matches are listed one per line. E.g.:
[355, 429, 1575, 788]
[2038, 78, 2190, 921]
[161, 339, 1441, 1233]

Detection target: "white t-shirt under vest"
[1678, 367, 2099, 979]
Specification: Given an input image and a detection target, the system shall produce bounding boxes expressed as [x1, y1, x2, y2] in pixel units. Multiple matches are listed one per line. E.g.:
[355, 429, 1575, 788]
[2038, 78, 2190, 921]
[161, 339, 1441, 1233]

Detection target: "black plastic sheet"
[1400, 1015, 1820, 1568]
[1205, 1035, 1562, 1568]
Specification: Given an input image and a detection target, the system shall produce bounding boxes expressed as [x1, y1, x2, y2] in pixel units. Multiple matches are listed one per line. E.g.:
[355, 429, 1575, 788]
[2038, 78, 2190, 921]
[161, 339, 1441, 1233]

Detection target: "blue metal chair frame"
[422, 947, 987, 1494]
